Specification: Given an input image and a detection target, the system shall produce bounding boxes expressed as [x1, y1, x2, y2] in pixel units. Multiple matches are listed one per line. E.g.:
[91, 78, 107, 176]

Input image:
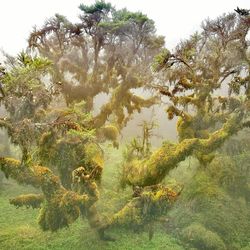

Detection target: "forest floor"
[0, 145, 184, 250]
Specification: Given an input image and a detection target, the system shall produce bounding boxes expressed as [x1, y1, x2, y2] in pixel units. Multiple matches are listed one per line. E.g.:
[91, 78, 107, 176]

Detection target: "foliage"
[165, 151, 250, 249]
[208, 153, 250, 200]
[0, 147, 185, 250]
[153, 10, 250, 165]
[28, 1, 164, 130]
[181, 223, 226, 250]
[0, 53, 53, 161]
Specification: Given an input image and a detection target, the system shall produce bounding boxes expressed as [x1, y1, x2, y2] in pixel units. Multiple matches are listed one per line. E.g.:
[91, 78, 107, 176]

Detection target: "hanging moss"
[94, 85, 157, 130]
[100, 125, 119, 141]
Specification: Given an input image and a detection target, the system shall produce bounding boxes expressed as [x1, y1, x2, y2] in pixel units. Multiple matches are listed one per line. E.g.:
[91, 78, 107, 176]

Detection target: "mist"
[0, 1, 249, 250]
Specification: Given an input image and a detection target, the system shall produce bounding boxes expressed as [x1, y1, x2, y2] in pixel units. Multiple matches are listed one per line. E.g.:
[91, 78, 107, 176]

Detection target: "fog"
[0, 1, 249, 250]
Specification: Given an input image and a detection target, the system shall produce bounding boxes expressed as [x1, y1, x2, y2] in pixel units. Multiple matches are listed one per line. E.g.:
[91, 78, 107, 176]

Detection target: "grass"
[0, 145, 184, 250]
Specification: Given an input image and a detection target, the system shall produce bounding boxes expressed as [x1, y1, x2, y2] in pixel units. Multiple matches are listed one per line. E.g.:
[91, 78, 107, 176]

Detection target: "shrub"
[181, 223, 226, 250]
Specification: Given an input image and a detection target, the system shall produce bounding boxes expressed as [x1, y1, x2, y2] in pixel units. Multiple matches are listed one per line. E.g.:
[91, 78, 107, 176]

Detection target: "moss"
[108, 185, 180, 230]
[0, 157, 96, 232]
[38, 124, 103, 188]
[100, 124, 119, 142]
[122, 114, 244, 187]
[181, 223, 226, 250]
[9, 194, 44, 209]
[94, 85, 156, 130]
[38, 189, 90, 231]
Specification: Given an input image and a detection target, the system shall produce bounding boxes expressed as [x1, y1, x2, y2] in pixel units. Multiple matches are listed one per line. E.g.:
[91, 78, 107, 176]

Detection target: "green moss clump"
[181, 223, 226, 250]
[108, 185, 180, 230]
[0, 157, 95, 232]
[9, 194, 44, 209]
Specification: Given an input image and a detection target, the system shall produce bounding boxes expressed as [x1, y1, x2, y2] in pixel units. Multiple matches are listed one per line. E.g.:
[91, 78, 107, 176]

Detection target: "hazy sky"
[0, 0, 249, 55]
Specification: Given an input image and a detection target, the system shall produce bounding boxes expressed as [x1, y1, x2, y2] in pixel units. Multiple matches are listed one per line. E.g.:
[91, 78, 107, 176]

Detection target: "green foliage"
[0, 53, 54, 162]
[113, 8, 150, 25]
[152, 48, 171, 71]
[4, 53, 52, 95]
[166, 157, 250, 249]
[208, 154, 250, 200]
[79, 1, 112, 14]
[181, 223, 226, 250]
[17, 52, 52, 69]
[182, 171, 223, 201]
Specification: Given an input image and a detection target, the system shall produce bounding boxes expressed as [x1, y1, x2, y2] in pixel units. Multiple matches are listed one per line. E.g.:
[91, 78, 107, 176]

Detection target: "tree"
[108, 9, 249, 240]
[0, 1, 165, 240]
[0, 4, 249, 241]
[28, 1, 164, 129]
[0, 52, 112, 239]
[120, 10, 249, 187]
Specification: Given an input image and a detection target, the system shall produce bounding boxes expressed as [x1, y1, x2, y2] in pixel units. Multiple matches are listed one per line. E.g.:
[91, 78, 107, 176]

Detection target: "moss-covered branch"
[0, 157, 92, 231]
[122, 114, 245, 187]
[0, 118, 14, 135]
[93, 85, 156, 129]
[9, 194, 44, 209]
[105, 184, 180, 235]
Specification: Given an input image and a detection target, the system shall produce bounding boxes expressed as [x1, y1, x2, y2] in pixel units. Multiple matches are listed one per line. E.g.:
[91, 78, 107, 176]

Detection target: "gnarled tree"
[117, 8, 249, 227]
[0, 4, 249, 241]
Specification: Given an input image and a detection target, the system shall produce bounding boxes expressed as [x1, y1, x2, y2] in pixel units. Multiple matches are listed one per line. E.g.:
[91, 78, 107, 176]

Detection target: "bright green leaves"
[152, 48, 172, 72]
[3, 52, 52, 94]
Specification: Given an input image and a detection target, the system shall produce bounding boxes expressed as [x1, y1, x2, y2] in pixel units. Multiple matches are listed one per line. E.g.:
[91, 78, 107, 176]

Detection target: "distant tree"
[28, 0, 164, 129]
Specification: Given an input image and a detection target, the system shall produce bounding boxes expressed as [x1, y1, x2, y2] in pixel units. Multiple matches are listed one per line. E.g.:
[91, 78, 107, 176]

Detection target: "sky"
[0, 0, 249, 56]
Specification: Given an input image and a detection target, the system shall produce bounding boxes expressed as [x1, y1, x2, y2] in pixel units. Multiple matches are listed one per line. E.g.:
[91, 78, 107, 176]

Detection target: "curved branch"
[0, 158, 91, 231]
[122, 113, 244, 187]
